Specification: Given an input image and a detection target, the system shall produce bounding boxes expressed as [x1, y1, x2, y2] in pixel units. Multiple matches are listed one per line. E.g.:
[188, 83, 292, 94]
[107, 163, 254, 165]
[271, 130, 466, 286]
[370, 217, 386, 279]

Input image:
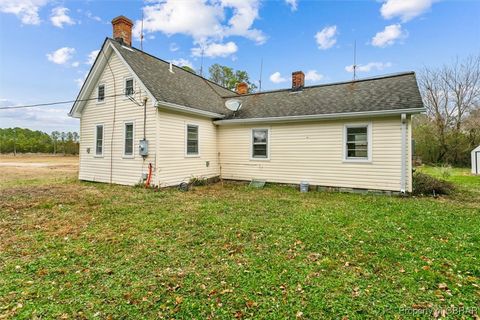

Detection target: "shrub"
[412, 172, 454, 196]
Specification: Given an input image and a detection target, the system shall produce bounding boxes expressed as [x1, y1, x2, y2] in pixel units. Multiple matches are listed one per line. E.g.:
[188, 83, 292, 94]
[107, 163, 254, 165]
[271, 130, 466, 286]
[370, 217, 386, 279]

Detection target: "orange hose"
[145, 163, 152, 188]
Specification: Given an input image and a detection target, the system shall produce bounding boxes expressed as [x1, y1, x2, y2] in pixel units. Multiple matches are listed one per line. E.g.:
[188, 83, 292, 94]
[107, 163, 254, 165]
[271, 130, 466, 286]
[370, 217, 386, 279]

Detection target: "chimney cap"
[235, 82, 248, 95]
[111, 15, 133, 26]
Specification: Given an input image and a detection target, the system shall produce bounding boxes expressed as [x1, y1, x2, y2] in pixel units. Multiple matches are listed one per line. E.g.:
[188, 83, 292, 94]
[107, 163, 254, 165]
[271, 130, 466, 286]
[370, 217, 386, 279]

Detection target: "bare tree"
[419, 54, 480, 163]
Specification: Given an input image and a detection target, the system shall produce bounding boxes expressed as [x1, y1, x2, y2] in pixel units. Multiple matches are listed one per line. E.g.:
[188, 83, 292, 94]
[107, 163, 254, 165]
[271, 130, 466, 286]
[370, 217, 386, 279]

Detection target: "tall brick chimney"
[112, 15, 133, 46]
[292, 71, 305, 91]
[235, 82, 248, 95]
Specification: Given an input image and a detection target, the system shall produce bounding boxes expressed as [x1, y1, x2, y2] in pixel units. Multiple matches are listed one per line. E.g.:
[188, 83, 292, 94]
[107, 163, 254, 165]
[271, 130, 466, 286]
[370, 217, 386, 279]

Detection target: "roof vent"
[169, 62, 174, 74]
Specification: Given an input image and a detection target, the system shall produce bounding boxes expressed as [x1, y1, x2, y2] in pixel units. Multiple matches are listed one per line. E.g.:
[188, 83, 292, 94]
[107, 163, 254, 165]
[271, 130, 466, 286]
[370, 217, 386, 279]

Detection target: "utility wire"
[0, 93, 129, 110]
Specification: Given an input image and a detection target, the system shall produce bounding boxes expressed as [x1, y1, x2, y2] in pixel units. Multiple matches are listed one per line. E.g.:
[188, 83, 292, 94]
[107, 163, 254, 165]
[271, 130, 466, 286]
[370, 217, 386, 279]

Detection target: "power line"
[0, 93, 128, 110]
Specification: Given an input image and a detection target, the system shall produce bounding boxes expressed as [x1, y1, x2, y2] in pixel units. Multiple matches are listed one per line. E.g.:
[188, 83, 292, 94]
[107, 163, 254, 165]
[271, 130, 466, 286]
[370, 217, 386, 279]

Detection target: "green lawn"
[1, 164, 479, 319]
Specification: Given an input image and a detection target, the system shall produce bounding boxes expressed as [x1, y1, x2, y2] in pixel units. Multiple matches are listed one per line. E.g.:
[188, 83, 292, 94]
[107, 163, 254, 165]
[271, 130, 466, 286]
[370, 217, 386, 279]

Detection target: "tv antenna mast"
[352, 40, 357, 81]
[259, 57, 263, 92]
[199, 46, 205, 77]
[140, 11, 144, 51]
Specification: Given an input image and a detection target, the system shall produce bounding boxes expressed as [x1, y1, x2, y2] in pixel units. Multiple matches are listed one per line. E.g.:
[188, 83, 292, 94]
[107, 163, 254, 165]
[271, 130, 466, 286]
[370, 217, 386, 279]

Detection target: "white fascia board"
[68, 40, 158, 118]
[69, 44, 111, 118]
[213, 108, 426, 125]
[156, 101, 225, 119]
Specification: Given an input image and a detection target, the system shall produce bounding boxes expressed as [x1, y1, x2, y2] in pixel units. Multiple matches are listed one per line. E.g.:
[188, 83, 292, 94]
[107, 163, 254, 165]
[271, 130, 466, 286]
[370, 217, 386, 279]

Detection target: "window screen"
[252, 129, 268, 158]
[346, 126, 368, 159]
[124, 123, 134, 156]
[187, 125, 199, 155]
[95, 125, 103, 155]
[125, 78, 134, 96]
[98, 84, 105, 102]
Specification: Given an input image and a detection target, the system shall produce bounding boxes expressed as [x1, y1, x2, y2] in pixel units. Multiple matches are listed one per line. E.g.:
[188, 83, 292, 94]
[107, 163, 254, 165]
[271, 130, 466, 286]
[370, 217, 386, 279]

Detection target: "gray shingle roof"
[111, 39, 233, 114]
[113, 39, 424, 120]
[222, 72, 424, 119]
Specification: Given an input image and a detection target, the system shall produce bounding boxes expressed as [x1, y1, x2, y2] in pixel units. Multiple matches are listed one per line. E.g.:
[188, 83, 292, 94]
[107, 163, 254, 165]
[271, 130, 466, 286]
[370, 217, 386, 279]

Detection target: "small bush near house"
[412, 172, 455, 196]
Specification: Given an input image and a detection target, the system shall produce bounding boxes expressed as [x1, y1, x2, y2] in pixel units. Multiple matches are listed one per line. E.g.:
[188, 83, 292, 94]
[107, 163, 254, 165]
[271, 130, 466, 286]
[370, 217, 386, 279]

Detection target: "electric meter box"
[139, 139, 148, 156]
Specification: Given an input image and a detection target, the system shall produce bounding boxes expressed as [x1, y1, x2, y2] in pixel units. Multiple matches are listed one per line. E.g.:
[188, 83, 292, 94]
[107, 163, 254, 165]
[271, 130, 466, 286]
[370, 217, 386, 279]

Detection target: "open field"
[0, 157, 479, 319]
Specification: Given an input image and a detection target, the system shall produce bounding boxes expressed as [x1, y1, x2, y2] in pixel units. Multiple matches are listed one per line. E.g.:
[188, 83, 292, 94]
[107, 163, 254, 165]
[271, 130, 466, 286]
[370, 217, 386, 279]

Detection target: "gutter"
[400, 113, 407, 193]
[213, 108, 425, 125]
[156, 101, 225, 119]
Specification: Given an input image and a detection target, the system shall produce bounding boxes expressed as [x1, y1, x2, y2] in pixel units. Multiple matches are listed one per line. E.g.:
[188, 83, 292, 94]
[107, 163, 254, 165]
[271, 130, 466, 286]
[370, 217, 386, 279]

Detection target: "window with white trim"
[95, 125, 103, 156]
[252, 129, 268, 159]
[124, 122, 134, 156]
[186, 124, 199, 155]
[125, 78, 134, 96]
[345, 125, 369, 160]
[97, 84, 105, 102]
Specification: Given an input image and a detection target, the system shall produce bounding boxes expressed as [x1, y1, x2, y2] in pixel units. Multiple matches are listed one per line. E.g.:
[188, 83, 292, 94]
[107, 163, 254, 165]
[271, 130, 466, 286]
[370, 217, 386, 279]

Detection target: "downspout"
[400, 113, 407, 193]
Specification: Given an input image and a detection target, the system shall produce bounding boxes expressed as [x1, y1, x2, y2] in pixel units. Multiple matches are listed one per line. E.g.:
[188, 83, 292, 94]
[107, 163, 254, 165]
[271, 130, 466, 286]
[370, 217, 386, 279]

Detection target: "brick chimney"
[235, 82, 248, 95]
[112, 15, 133, 46]
[292, 71, 305, 91]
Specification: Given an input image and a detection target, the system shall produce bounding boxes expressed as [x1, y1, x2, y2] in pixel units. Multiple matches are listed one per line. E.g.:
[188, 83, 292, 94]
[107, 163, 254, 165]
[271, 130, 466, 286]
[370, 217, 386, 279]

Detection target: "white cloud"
[0, 0, 48, 25]
[381, 0, 434, 22]
[269, 72, 287, 84]
[132, 0, 266, 45]
[315, 25, 337, 50]
[304, 70, 324, 83]
[50, 7, 75, 28]
[169, 42, 179, 52]
[371, 24, 407, 47]
[345, 62, 392, 73]
[71, 61, 79, 67]
[285, 0, 298, 11]
[86, 49, 100, 65]
[171, 58, 193, 69]
[46, 47, 75, 65]
[191, 41, 238, 58]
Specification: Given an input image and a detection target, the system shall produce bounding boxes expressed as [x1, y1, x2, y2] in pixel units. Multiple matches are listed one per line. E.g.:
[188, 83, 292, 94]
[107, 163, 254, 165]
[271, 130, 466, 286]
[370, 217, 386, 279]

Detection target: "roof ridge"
[222, 71, 416, 98]
[108, 38, 237, 96]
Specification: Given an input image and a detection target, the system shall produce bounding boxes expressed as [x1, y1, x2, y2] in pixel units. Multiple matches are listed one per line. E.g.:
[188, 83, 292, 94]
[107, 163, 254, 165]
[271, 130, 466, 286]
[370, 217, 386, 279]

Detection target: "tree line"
[0, 128, 79, 155]
[415, 54, 480, 167]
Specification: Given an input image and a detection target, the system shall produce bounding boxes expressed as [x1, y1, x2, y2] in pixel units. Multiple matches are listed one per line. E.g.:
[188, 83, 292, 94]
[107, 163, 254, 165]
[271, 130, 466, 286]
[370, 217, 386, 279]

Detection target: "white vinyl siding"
[157, 109, 219, 187]
[79, 51, 157, 185]
[218, 117, 412, 192]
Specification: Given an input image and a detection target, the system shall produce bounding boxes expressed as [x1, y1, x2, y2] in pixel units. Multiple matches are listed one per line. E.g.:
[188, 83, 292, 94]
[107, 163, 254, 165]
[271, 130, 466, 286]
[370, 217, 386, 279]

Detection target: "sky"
[0, 0, 479, 133]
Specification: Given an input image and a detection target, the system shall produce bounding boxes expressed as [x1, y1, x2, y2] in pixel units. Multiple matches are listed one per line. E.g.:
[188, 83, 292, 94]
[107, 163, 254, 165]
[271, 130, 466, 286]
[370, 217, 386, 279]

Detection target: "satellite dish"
[225, 99, 242, 111]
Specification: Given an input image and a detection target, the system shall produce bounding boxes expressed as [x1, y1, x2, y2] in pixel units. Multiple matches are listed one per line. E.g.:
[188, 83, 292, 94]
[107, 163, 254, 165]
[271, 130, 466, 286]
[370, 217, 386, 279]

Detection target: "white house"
[69, 16, 425, 193]
[472, 145, 480, 175]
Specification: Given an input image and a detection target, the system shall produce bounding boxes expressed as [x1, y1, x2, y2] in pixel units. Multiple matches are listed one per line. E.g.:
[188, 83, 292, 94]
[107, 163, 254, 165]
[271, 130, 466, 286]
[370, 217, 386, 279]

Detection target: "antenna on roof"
[259, 57, 263, 92]
[352, 40, 357, 81]
[140, 10, 144, 51]
[199, 46, 205, 77]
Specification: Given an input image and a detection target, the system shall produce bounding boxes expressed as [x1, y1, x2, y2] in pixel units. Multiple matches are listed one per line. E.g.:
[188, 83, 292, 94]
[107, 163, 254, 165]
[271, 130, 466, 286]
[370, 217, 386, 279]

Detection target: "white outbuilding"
[472, 145, 480, 175]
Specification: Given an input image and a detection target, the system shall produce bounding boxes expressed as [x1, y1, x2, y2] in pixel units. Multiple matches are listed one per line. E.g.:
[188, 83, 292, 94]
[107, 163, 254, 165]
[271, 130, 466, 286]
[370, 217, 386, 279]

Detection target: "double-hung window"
[124, 122, 134, 157]
[186, 124, 199, 156]
[95, 125, 104, 156]
[97, 84, 105, 102]
[125, 78, 134, 96]
[252, 129, 269, 159]
[344, 124, 370, 161]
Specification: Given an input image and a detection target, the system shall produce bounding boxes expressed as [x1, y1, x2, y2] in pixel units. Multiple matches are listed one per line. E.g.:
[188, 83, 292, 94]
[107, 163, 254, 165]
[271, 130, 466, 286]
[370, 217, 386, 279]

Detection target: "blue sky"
[0, 0, 479, 132]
